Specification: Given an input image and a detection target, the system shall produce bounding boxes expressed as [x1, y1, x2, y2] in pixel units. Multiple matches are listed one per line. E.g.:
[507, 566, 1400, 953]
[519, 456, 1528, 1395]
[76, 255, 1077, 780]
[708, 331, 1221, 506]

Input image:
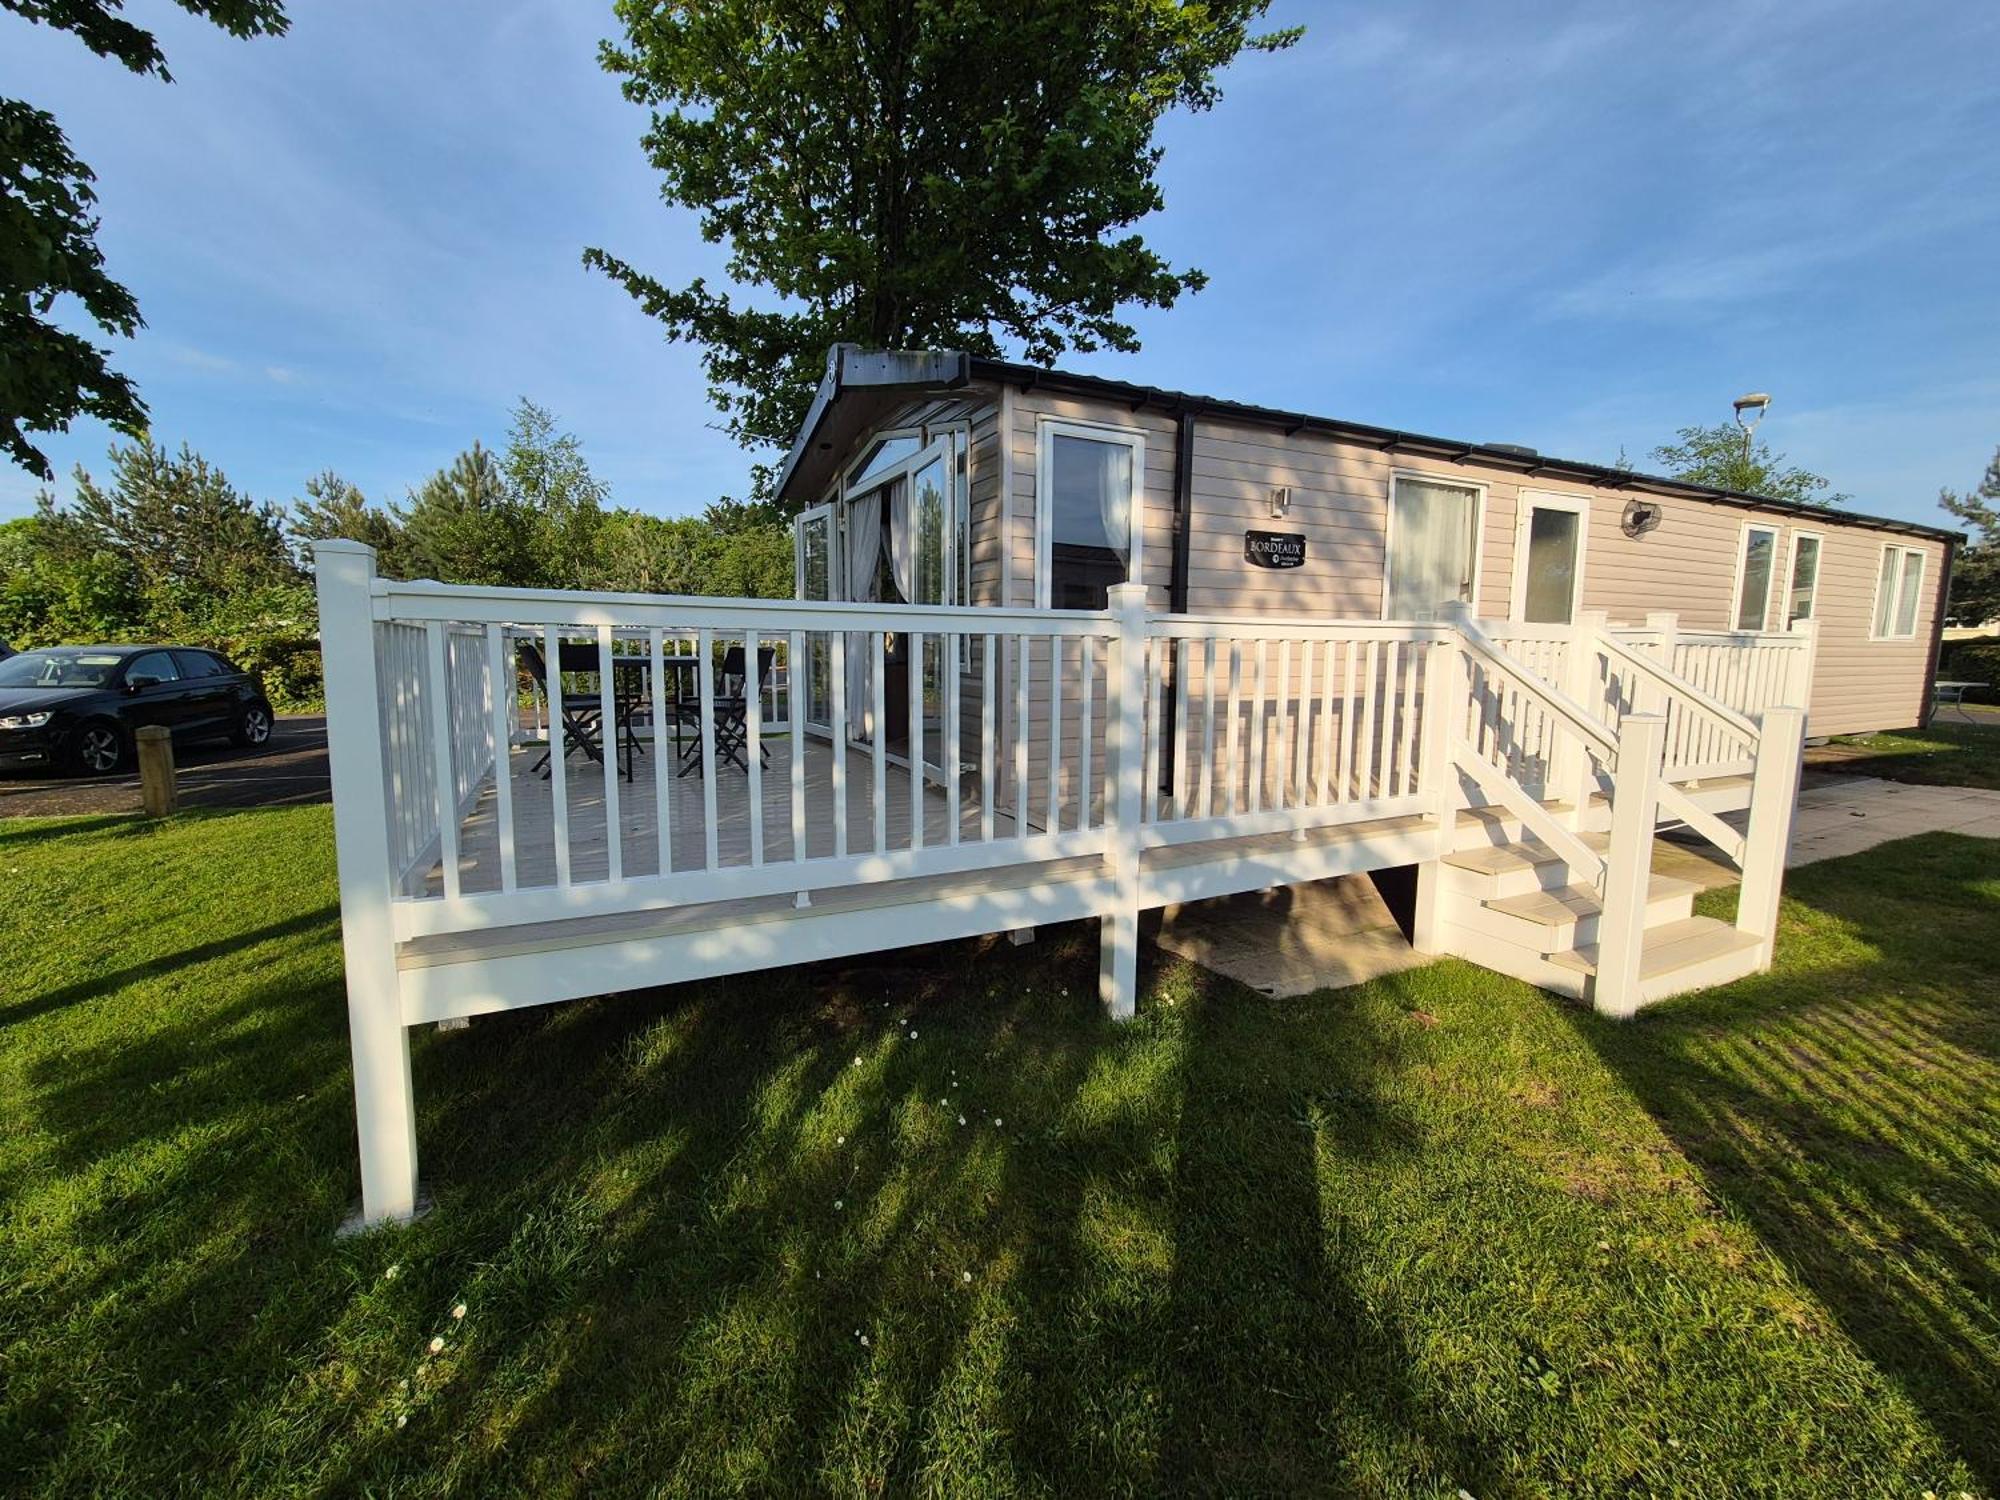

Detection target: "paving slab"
[1154, 874, 1429, 997]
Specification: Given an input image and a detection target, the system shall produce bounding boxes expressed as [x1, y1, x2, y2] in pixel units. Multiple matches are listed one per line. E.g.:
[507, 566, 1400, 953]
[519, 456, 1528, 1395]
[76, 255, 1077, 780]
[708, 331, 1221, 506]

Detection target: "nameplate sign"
[1244, 530, 1306, 569]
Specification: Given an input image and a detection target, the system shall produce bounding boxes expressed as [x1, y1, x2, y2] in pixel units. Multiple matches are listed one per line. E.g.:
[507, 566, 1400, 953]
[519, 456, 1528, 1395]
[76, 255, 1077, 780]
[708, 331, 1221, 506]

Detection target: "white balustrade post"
[1560, 609, 1609, 826]
[1410, 633, 1459, 954]
[1737, 704, 1806, 967]
[1594, 710, 1664, 1019]
[1788, 618, 1819, 730]
[1098, 583, 1149, 1021]
[312, 540, 422, 1228]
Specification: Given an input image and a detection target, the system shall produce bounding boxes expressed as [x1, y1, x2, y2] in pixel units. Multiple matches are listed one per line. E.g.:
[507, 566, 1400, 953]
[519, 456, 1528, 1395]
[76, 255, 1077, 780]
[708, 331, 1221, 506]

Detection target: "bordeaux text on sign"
[1244, 530, 1306, 569]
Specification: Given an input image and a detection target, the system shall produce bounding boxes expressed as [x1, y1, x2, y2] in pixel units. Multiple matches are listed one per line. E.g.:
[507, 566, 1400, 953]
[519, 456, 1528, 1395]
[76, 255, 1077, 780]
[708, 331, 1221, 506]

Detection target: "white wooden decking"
[314, 543, 1813, 1227]
[434, 737, 974, 894]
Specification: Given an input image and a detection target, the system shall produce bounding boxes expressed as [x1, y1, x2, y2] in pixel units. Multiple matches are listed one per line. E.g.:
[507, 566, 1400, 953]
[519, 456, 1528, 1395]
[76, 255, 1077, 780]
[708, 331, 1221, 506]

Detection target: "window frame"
[1381, 469, 1488, 622]
[1869, 542, 1929, 641]
[1731, 521, 1782, 632]
[1782, 530, 1823, 627]
[1033, 416, 1145, 610]
[122, 650, 182, 687]
[1507, 488, 1590, 625]
[835, 421, 969, 609]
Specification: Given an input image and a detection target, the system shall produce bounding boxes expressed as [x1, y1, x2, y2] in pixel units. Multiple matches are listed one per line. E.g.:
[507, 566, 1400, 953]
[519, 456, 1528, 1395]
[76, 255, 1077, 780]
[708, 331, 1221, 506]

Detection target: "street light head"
[1732, 391, 1771, 436]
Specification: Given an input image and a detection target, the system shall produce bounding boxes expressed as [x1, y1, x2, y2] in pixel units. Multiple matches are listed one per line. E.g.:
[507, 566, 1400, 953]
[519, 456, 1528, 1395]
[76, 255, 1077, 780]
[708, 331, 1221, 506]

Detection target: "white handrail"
[1597, 629, 1760, 744]
[1450, 608, 1618, 758]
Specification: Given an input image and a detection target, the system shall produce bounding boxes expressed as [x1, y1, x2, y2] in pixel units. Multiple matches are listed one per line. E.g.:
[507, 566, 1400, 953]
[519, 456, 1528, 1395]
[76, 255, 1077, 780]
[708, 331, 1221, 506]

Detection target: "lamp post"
[1732, 391, 1771, 479]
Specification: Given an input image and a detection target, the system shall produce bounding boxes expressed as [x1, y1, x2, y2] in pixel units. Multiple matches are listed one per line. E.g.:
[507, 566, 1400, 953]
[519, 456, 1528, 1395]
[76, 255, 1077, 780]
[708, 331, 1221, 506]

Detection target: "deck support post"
[1594, 711, 1665, 1018]
[1737, 704, 1806, 966]
[1099, 583, 1149, 1021]
[314, 540, 422, 1229]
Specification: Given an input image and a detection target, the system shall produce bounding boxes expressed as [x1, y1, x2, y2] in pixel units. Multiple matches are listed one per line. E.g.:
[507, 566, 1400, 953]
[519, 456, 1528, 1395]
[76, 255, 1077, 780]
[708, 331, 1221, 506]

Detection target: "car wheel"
[74, 719, 125, 775]
[232, 702, 274, 747]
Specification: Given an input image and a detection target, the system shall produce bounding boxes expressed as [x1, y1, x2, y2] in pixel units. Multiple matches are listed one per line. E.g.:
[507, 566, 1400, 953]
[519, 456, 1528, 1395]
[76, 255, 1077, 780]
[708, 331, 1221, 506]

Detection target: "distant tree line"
[0, 399, 791, 707]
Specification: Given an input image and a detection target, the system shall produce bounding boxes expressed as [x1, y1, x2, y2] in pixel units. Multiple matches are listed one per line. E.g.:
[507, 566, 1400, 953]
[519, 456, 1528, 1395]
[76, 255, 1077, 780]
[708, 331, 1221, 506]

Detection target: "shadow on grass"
[0, 811, 143, 845]
[1, 904, 338, 1030]
[1561, 833, 2000, 1489]
[1157, 961, 1500, 1496]
[13, 895, 1531, 1495]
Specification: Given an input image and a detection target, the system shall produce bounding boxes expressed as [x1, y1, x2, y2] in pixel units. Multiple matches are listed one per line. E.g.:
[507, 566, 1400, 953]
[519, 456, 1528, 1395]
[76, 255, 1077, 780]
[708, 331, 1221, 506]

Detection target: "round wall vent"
[1621, 499, 1664, 538]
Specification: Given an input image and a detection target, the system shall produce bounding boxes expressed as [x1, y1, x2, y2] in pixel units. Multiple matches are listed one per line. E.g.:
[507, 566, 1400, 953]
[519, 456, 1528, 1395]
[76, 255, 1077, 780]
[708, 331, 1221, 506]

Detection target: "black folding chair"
[520, 641, 645, 782]
[678, 644, 776, 776]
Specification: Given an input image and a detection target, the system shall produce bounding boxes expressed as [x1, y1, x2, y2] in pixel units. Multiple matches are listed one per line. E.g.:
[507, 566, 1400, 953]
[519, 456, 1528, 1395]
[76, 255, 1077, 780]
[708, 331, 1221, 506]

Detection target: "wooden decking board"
[1139, 812, 1435, 872]
[1544, 916, 1759, 979]
[1482, 873, 1700, 927]
[1442, 830, 1610, 876]
[404, 807, 1443, 970]
[400, 852, 1109, 968]
[1455, 798, 1575, 830]
[437, 738, 997, 896]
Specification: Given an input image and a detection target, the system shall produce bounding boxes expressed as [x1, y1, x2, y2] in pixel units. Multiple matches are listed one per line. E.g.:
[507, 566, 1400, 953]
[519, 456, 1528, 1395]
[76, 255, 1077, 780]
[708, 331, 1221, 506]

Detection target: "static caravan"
[777, 345, 1957, 761]
[313, 344, 1961, 1226]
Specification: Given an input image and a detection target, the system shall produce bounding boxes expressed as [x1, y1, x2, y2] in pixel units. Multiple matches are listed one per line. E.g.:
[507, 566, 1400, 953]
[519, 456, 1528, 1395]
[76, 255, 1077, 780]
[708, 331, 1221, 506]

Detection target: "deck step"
[1442, 832, 1608, 877]
[1545, 916, 1759, 981]
[1482, 874, 1700, 929]
[1455, 798, 1575, 831]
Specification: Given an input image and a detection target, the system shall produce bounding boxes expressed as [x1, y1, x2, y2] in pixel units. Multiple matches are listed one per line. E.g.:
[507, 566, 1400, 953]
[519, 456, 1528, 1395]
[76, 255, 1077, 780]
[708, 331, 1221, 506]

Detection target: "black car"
[0, 645, 275, 775]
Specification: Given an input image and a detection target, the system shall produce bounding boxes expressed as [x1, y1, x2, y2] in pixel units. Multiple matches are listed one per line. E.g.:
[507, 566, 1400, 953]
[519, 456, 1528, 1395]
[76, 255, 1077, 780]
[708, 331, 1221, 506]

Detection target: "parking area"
[0, 715, 328, 818]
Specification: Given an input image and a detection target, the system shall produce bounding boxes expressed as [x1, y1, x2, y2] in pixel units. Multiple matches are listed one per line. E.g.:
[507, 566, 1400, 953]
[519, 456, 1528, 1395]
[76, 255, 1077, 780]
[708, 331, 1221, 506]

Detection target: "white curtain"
[887, 475, 915, 605]
[844, 488, 883, 738]
[1387, 479, 1476, 619]
[846, 489, 882, 602]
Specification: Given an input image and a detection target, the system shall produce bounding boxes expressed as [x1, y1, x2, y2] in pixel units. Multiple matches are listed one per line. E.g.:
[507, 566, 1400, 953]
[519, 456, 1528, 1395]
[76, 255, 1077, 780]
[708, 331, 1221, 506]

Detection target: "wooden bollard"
[135, 725, 178, 818]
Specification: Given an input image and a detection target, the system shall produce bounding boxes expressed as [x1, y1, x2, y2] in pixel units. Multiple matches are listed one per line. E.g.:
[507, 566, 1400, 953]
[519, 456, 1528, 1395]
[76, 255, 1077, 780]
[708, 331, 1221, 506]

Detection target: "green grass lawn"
[2, 810, 1994, 1497]
[1829, 718, 2000, 788]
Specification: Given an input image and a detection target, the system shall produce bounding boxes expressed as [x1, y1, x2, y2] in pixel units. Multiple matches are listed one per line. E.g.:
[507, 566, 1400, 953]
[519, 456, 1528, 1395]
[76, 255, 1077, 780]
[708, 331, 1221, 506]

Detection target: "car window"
[173, 650, 228, 679]
[125, 651, 181, 685]
[0, 651, 125, 688]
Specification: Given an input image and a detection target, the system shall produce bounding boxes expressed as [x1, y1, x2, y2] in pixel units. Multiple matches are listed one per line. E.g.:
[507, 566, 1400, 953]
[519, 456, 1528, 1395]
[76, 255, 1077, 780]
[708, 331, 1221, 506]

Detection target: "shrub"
[1943, 643, 2000, 703]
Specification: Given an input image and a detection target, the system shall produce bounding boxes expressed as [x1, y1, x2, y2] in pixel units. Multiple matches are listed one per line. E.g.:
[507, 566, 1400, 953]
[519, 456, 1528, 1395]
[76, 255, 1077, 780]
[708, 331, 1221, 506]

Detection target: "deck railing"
[315, 541, 1811, 1224]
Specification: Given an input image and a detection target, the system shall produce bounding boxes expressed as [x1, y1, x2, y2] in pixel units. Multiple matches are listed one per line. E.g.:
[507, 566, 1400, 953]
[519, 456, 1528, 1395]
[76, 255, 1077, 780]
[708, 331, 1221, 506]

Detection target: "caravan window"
[1734, 524, 1779, 631]
[1785, 533, 1821, 625]
[1038, 421, 1142, 609]
[1871, 544, 1927, 639]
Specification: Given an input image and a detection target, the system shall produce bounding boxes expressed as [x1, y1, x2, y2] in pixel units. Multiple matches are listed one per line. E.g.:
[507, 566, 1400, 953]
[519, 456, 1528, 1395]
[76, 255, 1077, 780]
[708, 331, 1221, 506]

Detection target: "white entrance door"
[1384, 475, 1482, 619]
[793, 502, 839, 733]
[1511, 492, 1588, 625]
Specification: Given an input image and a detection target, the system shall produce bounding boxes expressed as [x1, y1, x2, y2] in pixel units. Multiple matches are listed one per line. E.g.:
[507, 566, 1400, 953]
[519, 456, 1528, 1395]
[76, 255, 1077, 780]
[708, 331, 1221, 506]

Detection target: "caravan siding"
[1476, 483, 1948, 738]
[978, 390, 1945, 742]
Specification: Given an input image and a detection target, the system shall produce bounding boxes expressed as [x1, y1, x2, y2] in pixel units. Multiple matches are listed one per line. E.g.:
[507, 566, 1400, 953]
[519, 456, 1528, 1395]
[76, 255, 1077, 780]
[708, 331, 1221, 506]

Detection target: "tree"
[1650, 422, 1847, 508]
[8, 437, 300, 643]
[586, 0, 1300, 486]
[1939, 446, 2000, 626]
[592, 501, 792, 598]
[394, 441, 544, 587]
[53, 437, 297, 620]
[502, 398, 607, 590]
[1, 0, 289, 479]
[289, 470, 410, 573]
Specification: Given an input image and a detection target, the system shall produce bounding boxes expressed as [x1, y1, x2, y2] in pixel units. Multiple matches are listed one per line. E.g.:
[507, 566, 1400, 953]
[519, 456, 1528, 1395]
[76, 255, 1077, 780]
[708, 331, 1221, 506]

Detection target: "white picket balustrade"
[314, 542, 1813, 1227]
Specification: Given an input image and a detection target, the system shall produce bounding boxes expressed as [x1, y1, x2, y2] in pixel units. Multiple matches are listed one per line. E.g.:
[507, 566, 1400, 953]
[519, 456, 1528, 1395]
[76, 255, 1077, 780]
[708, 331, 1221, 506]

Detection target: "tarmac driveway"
[0, 715, 329, 818]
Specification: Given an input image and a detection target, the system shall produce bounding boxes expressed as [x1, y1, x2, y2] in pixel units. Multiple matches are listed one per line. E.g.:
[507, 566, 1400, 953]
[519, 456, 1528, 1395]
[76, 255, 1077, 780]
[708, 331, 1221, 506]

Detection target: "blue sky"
[3, 0, 1996, 529]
